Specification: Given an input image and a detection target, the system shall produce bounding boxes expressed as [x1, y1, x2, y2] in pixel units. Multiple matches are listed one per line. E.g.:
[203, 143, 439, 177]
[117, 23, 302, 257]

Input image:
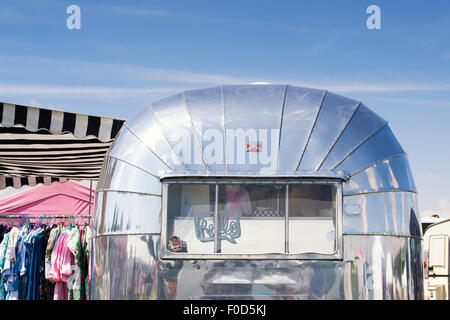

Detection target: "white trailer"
[423, 219, 450, 300]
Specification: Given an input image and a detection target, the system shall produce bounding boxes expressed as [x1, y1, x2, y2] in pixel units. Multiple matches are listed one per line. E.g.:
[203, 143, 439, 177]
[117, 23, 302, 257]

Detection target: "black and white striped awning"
[0, 102, 125, 189]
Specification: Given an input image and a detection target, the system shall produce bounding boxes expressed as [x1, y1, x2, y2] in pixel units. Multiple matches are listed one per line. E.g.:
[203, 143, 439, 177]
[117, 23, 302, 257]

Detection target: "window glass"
[218, 184, 286, 254]
[288, 184, 336, 254]
[289, 184, 335, 217]
[166, 184, 216, 254]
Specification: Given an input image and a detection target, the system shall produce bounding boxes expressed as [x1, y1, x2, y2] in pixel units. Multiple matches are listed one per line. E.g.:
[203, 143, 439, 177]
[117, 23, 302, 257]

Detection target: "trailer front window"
[164, 180, 340, 257]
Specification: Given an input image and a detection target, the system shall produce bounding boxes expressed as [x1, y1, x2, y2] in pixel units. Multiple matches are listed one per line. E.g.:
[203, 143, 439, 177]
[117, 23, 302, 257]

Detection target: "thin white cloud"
[1, 56, 450, 95]
[0, 55, 247, 85]
[301, 82, 450, 93]
[0, 84, 183, 98]
[1, 82, 450, 100]
[114, 63, 248, 84]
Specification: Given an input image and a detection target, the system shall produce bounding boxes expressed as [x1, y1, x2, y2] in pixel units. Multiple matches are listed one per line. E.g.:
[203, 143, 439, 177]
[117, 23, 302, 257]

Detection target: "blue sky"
[0, 0, 449, 218]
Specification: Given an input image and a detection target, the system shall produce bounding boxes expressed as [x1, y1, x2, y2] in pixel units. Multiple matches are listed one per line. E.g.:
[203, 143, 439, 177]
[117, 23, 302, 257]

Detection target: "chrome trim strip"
[343, 233, 422, 240]
[285, 184, 289, 253]
[336, 181, 343, 255]
[221, 85, 227, 173]
[296, 90, 328, 171]
[331, 122, 389, 171]
[160, 252, 343, 261]
[276, 85, 289, 171]
[91, 232, 422, 241]
[148, 102, 188, 171]
[161, 178, 344, 184]
[159, 171, 349, 180]
[347, 153, 408, 179]
[106, 155, 161, 180]
[214, 184, 220, 253]
[343, 189, 417, 197]
[95, 189, 162, 196]
[160, 183, 169, 255]
[182, 90, 208, 171]
[91, 232, 161, 239]
[316, 102, 361, 171]
[123, 123, 172, 171]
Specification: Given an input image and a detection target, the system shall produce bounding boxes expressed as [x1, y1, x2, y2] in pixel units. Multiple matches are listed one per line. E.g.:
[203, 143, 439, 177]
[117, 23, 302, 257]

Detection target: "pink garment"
[47, 232, 74, 300]
[225, 190, 244, 216]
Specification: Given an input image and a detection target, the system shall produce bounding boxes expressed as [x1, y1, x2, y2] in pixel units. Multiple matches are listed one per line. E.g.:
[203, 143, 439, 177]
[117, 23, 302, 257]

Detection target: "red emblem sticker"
[246, 142, 262, 152]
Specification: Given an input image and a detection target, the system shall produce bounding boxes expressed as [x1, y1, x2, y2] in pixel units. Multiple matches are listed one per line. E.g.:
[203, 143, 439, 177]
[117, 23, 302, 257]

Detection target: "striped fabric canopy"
[0, 102, 125, 189]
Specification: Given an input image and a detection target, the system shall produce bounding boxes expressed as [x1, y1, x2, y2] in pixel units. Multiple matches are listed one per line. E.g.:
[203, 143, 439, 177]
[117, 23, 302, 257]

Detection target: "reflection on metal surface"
[185, 87, 226, 171]
[298, 92, 360, 171]
[278, 86, 326, 171]
[223, 85, 286, 172]
[97, 156, 162, 195]
[94, 191, 161, 235]
[409, 209, 421, 238]
[334, 124, 405, 175]
[344, 155, 416, 195]
[90, 234, 423, 300]
[108, 125, 171, 176]
[125, 106, 185, 171]
[343, 192, 419, 237]
[151, 92, 206, 171]
[320, 104, 387, 170]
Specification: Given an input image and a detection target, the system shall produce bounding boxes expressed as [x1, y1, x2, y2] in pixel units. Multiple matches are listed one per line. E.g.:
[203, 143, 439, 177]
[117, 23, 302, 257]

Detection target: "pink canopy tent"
[0, 180, 94, 216]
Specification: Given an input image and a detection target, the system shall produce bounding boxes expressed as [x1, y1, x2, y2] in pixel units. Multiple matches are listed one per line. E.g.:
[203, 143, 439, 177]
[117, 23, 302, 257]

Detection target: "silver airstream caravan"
[91, 84, 423, 300]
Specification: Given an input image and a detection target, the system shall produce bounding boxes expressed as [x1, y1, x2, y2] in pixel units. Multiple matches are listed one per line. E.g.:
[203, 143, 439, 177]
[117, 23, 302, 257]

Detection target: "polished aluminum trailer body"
[91, 85, 422, 299]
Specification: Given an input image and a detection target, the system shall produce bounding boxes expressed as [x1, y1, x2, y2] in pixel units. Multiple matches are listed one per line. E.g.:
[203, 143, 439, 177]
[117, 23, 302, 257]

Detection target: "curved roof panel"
[112, 84, 415, 193]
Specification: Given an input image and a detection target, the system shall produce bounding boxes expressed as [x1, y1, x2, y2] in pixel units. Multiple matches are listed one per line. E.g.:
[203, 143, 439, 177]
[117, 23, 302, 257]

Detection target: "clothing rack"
[0, 214, 91, 219]
[0, 214, 91, 226]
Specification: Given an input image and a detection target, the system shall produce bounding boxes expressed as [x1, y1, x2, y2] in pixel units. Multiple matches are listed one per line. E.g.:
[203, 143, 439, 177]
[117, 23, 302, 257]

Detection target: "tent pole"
[88, 179, 93, 218]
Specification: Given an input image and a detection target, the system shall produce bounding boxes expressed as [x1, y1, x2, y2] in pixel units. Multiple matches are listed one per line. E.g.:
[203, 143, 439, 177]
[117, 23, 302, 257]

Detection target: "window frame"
[160, 178, 343, 260]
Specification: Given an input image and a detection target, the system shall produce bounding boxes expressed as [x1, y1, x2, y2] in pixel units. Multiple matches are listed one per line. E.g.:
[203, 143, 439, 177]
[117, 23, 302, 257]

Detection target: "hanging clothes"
[0, 217, 91, 300]
[26, 228, 49, 300]
[66, 226, 86, 300]
[3, 226, 28, 300]
[0, 224, 11, 244]
[45, 225, 61, 278]
[0, 231, 11, 300]
[83, 225, 92, 300]
[42, 224, 62, 300]
[18, 226, 43, 299]
[47, 231, 73, 300]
